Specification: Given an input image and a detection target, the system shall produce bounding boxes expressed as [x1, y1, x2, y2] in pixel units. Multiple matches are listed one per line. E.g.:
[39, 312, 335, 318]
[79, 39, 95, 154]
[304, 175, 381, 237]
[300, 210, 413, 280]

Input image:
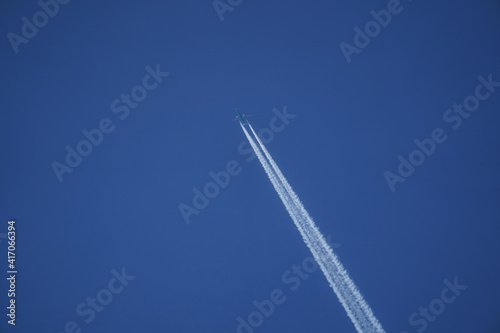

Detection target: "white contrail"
[243, 124, 365, 329]
[241, 123, 385, 333]
[248, 124, 384, 331]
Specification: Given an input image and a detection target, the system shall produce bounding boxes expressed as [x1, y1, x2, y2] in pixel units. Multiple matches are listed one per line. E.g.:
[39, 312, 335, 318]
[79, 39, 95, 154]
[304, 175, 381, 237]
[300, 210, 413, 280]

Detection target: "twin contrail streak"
[241, 123, 385, 333]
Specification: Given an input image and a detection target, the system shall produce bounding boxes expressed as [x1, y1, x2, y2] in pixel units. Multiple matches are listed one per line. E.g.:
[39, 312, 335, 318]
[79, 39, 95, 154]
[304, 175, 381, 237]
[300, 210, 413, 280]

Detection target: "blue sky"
[1, 0, 500, 332]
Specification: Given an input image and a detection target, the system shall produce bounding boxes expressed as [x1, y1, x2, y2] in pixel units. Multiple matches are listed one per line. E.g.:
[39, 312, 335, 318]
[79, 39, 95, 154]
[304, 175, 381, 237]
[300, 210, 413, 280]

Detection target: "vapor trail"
[241, 123, 385, 333]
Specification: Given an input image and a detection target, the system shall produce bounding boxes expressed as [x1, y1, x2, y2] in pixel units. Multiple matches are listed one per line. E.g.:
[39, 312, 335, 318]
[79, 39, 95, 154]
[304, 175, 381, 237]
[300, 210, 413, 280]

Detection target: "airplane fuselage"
[236, 109, 249, 125]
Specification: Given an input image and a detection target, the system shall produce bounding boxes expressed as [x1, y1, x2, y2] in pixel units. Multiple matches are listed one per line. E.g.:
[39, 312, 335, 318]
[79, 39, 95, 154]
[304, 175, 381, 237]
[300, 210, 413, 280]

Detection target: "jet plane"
[235, 108, 249, 126]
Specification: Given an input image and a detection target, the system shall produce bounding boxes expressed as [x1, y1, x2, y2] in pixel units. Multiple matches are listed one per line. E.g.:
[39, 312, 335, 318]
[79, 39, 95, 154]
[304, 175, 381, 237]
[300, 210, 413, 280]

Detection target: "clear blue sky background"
[1, 0, 500, 332]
